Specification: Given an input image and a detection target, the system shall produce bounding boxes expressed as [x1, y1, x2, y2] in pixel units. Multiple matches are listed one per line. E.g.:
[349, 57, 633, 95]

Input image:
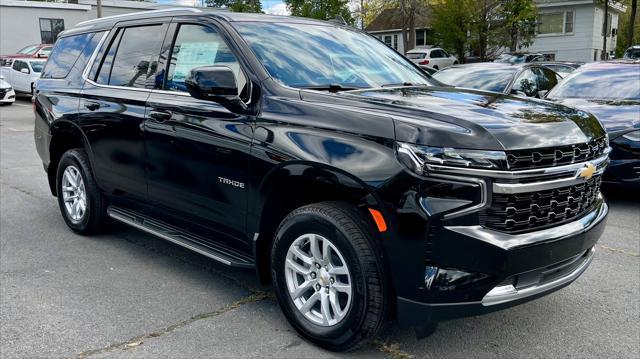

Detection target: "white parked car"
[0, 78, 16, 105]
[405, 47, 458, 70]
[0, 58, 45, 94]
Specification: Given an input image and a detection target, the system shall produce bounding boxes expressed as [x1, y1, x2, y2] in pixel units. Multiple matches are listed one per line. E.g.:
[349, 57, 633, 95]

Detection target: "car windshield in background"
[234, 22, 433, 89]
[17, 45, 39, 55]
[433, 66, 517, 92]
[547, 65, 640, 100]
[406, 52, 426, 60]
[624, 48, 640, 59]
[30, 61, 44, 73]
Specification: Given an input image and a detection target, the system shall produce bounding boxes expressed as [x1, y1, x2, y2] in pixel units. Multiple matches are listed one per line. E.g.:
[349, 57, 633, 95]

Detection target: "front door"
[144, 22, 253, 236]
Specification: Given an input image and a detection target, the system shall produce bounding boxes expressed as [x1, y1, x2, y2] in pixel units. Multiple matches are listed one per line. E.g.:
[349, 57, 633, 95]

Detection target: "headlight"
[397, 142, 508, 175]
[621, 130, 640, 142]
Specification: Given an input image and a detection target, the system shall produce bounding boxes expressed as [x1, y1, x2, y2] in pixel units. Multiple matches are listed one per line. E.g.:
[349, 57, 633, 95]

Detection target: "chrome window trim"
[425, 149, 610, 180]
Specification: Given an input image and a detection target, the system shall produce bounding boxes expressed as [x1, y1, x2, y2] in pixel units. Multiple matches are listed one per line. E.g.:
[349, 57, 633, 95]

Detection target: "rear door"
[144, 19, 254, 236]
[79, 19, 170, 201]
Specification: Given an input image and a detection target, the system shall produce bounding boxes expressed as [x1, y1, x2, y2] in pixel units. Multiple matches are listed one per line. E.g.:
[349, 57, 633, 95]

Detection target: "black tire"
[453, 61, 459, 65]
[56, 148, 107, 234]
[271, 201, 388, 351]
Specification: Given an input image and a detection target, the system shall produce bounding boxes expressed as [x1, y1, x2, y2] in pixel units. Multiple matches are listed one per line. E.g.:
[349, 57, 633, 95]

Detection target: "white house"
[365, 7, 432, 55]
[528, 0, 627, 62]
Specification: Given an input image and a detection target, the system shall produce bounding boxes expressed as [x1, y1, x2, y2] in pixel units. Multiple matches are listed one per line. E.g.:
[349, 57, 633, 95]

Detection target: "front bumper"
[396, 196, 607, 325]
[0, 88, 15, 103]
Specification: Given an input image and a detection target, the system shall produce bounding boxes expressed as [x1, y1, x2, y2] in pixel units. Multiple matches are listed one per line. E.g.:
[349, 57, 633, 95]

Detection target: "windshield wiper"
[380, 82, 428, 88]
[298, 84, 363, 93]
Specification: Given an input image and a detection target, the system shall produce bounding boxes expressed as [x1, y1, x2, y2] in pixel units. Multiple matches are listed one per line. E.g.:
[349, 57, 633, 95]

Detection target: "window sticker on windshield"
[172, 42, 218, 81]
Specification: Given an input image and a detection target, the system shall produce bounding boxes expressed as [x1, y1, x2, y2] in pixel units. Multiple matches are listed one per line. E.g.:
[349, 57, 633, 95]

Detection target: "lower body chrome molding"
[482, 246, 595, 306]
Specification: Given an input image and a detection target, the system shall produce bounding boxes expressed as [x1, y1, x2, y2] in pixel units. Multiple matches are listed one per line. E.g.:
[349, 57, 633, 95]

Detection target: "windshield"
[406, 52, 426, 60]
[547, 64, 640, 100]
[234, 22, 433, 89]
[624, 48, 640, 59]
[17, 45, 39, 55]
[433, 66, 517, 92]
[29, 61, 44, 73]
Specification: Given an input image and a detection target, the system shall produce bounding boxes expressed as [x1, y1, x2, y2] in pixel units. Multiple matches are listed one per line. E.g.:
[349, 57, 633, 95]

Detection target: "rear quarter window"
[42, 32, 98, 79]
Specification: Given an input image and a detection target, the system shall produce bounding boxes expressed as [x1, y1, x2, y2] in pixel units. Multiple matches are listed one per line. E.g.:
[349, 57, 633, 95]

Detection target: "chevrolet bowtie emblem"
[578, 163, 596, 180]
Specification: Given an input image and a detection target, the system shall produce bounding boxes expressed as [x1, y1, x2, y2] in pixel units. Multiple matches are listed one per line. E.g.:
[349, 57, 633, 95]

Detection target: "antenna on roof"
[329, 16, 348, 26]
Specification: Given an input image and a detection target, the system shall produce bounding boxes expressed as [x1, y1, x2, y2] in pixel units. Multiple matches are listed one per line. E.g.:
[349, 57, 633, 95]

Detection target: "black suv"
[34, 9, 609, 351]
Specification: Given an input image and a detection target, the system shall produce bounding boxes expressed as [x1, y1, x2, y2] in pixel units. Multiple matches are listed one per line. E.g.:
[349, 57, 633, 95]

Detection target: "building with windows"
[527, 0, 626, 61]
[365, 7, 432, 54]
[365, 0, 626, 62]
[0, 0, 174, 55]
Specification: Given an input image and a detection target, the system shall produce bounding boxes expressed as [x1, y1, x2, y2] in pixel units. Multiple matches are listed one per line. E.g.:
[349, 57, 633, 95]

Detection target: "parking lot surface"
[1, 98, 639, 358]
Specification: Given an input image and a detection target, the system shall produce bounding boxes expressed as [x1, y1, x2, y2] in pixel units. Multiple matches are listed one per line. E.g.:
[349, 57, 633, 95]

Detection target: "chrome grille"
[506, 137, 608, 170]
[482, 176, 602, 233]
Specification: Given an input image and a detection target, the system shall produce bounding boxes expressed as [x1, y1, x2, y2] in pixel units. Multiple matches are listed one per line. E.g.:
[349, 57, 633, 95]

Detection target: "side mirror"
[538, 90, 549, 98]
[185, 65, 247, 113]
[20, 68, 29, 74]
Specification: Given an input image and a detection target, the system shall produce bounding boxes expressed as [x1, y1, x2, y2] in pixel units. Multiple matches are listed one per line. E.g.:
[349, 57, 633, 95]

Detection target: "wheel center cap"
[318, 268, 330, 286]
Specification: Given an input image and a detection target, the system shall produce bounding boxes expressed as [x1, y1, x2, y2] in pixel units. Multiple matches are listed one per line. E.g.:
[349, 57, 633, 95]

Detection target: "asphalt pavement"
[1, 98, 639, 358]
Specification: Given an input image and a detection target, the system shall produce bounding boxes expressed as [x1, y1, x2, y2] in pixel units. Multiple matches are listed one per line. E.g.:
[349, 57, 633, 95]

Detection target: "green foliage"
[430, 0, 538, 61]
[616, 0, 639, 57]
[284, 0, 355, 25]
[430, 0, 474, 61]
[205, 0, 263, 13]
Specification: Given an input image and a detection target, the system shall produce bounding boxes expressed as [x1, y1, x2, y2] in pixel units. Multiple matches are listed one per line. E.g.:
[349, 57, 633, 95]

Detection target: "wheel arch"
[250, 162, 388, 284]
[48, 120, 93, 196]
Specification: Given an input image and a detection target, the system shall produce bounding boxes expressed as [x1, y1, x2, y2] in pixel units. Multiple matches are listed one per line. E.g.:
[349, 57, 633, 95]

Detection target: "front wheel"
[271, 202, 389, 351]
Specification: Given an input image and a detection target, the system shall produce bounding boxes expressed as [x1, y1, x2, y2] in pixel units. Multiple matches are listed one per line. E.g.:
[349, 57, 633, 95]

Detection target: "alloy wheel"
[284, 233, 352, 327]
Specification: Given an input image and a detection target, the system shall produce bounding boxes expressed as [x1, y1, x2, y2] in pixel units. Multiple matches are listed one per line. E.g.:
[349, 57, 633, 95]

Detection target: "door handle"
[84, 101, 100, 111]
[148, 110, 172, 123]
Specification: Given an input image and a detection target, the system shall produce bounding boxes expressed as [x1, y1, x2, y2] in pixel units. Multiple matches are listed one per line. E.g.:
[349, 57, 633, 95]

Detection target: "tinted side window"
[537, 67, 559, 92]
[165, 24, 247, 95]
[94, 30, 123, 85]
[42, 32, 95, 79]
[512, 69, 539, 97]
[101, 25, 164, 88]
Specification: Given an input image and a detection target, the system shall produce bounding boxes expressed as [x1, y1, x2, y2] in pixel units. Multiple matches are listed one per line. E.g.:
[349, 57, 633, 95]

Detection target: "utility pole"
[628, 0, 638, 46]
[97, 0, 103, 18]
[602, 0, 608, 60]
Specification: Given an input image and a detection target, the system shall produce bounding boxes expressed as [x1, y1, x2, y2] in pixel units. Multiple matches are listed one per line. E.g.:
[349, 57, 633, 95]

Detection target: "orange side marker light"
[368, 208, 388, 233]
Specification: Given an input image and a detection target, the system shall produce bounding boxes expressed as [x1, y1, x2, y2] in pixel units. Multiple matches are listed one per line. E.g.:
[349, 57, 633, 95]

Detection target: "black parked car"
[433, 62, 561, 98]
[494, 52, 545, 63]
[536, 61, 584, 77]
[34, 9, 609, 351]
[546, 60, 640, 188]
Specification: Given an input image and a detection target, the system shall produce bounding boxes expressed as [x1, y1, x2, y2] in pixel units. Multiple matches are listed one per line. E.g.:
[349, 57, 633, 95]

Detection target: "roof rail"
[76, 7, 203, 27]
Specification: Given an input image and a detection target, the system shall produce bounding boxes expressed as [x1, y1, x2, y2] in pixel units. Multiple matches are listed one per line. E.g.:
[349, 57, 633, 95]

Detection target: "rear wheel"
[271, 202, 388, 351]
[56, 149, 107, 234]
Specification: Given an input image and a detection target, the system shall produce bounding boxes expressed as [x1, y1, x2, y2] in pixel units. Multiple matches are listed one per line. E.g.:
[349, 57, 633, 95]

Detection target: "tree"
[430, 0, 474, 62]
[501, 0, 538, 52]
[284, 0, 355, 25]
[205, 0, 262, 13]
[615, 0, 639, 57]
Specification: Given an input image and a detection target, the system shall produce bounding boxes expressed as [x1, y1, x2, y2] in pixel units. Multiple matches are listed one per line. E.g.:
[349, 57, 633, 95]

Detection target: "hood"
[341, 87, 606, 151]
[552, 98, 640, 136]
